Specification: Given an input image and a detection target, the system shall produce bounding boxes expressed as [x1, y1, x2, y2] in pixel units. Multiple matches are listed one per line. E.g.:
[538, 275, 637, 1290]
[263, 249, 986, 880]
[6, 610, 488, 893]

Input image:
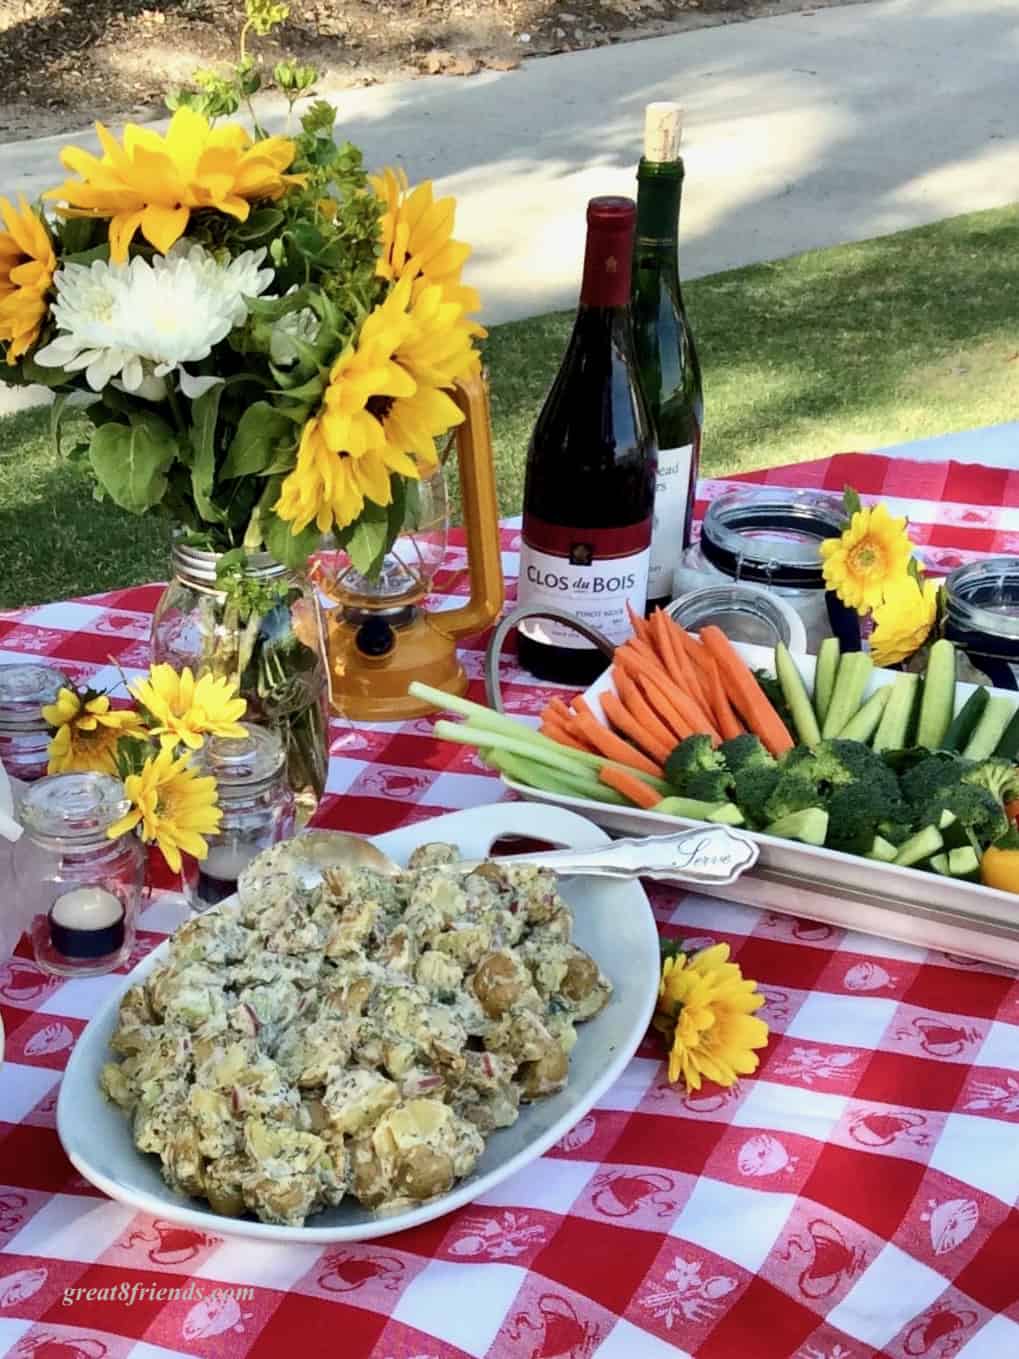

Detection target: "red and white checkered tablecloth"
[1, 452, 1017, 1359]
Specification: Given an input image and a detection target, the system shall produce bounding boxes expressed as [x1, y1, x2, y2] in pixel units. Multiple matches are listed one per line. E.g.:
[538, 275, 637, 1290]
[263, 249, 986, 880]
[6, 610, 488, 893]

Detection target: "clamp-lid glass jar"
[944, 558, 1019, 688]
[0, 663, 70, 783]
[194, 723, 296, 906]
[674, 489, 847, 652]
[15, 772, 143, 977]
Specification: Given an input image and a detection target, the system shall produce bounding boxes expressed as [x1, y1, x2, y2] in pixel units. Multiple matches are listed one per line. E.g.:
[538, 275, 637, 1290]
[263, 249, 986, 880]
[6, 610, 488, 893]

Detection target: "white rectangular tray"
[504, 643, 1019, 970]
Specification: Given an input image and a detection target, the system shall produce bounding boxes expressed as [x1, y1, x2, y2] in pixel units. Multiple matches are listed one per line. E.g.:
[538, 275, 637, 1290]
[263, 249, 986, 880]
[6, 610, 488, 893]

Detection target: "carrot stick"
[601, 691, 674, 764]
[613, 673, 681, 755]
[539, 721, 590, 752]
[613, 643, 674, 691]
[615, 635, 719, 738]
[661, 617, 709, 705]
[703, 655, 745, 740]
[626, 601, 651, 643]
[699, 625, 794, 755]
[545, 697, 575, 722]
[569, 707, 665, 777]
[599, 763, 662, 809]
[650, 610, 683, 679]
[638, 672, 724, 748]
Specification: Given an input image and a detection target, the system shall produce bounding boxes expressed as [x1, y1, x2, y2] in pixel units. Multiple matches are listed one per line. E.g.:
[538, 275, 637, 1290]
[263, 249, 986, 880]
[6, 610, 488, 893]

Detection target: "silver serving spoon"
[279, 824, 759, 890]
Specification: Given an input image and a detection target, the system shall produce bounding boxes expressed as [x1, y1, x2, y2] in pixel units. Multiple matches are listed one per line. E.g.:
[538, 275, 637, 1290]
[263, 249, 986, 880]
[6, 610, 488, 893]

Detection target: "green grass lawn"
[3, 203, 1019, 610]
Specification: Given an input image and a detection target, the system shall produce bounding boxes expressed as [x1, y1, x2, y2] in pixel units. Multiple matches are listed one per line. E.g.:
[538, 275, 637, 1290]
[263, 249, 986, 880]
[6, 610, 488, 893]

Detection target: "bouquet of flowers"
[0, 3, 482, 571]
[821, 487, 940, 667]
[42, 664, 248, 872]
[0, 2, 484, 809]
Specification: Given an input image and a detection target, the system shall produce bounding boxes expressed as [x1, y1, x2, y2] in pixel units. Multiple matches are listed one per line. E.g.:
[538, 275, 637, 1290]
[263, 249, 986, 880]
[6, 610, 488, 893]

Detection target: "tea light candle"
[204, 843, 254, 884]
[48, 886, 125, 959]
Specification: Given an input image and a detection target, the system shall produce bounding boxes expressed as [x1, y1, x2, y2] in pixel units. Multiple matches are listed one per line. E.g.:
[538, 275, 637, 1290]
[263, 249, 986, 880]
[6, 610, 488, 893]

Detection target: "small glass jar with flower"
[26, 663, 252, 954]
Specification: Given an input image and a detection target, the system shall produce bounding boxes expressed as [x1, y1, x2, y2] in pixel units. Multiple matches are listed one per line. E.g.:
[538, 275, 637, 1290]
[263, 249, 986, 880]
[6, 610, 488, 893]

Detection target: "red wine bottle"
[517, 197, 656, 685]
[634, 103, 704, 611]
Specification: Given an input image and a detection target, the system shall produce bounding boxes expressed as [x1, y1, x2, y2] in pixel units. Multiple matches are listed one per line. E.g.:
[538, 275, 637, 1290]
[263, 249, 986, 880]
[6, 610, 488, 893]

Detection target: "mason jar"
[0, 663, 70, 783]
[943, 558, 1019, 688]
[193, 723, 296, 907]
[151, 540, 330, 822]
[674, 489, 848, 653]
[15, 773, 144, 978]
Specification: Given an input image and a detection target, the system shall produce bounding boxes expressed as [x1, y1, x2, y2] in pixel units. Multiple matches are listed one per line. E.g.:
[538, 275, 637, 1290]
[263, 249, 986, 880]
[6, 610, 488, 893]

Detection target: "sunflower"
[42, 688, 146, 776]
[107, 746, 222, 873]
[128, 664, 247, 751]
[275, 276, 472, 535]
[370, 166, 485, 352]
[45, 107, 304, 263]
[0, 195, 56, 362]
[654, 943, 769, 1092]
[820, 503, 914, 611]
[869, 574, 940, 668]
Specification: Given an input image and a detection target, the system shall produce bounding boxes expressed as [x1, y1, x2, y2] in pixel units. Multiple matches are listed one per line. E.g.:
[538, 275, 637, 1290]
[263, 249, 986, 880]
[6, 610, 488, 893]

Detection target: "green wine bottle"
[633, 102, 704, 611]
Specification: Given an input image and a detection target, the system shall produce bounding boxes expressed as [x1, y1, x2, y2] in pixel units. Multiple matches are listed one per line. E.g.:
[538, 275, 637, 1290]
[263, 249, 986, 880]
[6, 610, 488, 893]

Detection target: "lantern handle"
[433, 373, 505, 643]
[484, 604, 616, 713]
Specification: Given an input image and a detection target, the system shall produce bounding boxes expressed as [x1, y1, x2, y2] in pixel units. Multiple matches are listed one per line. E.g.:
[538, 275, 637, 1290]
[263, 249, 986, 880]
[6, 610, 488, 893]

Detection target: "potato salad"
[100, 840, 612, 1227]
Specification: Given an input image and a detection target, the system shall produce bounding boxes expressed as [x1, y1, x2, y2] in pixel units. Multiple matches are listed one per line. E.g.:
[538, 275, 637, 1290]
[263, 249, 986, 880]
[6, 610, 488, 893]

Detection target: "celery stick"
[410, 680, 668, 788]
[487, 751, 628, 804]
[433, 720, 593, 775]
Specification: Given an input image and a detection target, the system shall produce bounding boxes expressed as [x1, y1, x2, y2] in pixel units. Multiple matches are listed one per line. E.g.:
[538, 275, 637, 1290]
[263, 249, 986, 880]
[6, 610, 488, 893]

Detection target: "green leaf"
[347, 501, 390, 578]
[231, 208, 285, 244]
[62, 244, 110, 267]
[842, 485, 862, 518]
[221, 401, 295, 479]
[190, 383, 225, 522]
[58, 217, 99, 254]
[88, 413, 179, 514]
[263, 503, 320, 568]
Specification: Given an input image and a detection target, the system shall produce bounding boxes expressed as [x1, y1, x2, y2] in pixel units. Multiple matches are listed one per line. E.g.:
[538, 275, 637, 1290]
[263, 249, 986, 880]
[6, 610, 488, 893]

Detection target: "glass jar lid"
[944, 558, 1019, 652]
[19, 772, 130, 842]
[172, 540, 287, 589]
[0, 664, 70, 730]
[700, 489, 847, 589]
[194, 723, 285, 795]
[668, 584, 808, 653]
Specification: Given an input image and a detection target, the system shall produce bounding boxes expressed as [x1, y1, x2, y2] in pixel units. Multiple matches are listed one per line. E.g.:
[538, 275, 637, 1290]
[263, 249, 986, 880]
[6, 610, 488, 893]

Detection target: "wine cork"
[644, 102, 683, 162]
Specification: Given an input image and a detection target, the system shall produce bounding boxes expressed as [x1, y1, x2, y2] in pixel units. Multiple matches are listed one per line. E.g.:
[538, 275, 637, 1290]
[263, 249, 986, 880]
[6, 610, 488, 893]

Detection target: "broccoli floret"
[930, 783, 1008, 854]
[962, 759, 1019, 806]
[664, 734, 725, 791]
[731, 764, 782, 828]
[719, 734, 775, 774]
[876, 818, 913, 847]
[825, 782, 903, 855]
[764, 773, 820, 824]
[684, 768, 735, 804]
[900, 753, 970, 809]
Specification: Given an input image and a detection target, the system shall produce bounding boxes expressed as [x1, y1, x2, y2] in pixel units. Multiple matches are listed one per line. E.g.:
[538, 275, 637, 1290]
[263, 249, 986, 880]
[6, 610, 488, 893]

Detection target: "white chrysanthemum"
[35, 243, 274, 397]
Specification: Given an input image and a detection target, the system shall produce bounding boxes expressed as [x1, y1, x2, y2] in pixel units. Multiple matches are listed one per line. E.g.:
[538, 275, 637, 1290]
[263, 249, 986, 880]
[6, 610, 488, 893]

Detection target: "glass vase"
[151, 541, 329, 822]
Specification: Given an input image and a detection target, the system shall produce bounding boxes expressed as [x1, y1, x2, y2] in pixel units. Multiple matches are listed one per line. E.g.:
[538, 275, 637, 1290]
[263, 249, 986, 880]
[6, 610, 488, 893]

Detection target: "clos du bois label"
[647, 441, 694, 602]
[517, 514, 651, 649]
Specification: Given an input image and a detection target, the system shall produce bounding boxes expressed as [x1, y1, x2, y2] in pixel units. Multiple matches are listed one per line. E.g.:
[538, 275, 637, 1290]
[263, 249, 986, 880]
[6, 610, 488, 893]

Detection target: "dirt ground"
[0, 0, 866, 143]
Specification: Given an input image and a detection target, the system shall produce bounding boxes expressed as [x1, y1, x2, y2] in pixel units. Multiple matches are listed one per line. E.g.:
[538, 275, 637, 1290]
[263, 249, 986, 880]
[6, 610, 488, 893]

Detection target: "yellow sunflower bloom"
[107, 746, 222, 873]
[275, 276, 472, 535]
[0, 195, 56, 362]
[42, 688, 146, 775]
[654, 943, 769, 1092]
[45, 107, 305, 263]
[370, 166, 486, 356]
[128, 664, 247, 751]
[820, 502, 914, 611]
[869, 574, 940, 668]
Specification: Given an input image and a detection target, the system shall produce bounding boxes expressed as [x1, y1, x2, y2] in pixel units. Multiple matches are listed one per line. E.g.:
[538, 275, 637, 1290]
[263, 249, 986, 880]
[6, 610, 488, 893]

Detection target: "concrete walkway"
[0, 0, 1016, 348]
